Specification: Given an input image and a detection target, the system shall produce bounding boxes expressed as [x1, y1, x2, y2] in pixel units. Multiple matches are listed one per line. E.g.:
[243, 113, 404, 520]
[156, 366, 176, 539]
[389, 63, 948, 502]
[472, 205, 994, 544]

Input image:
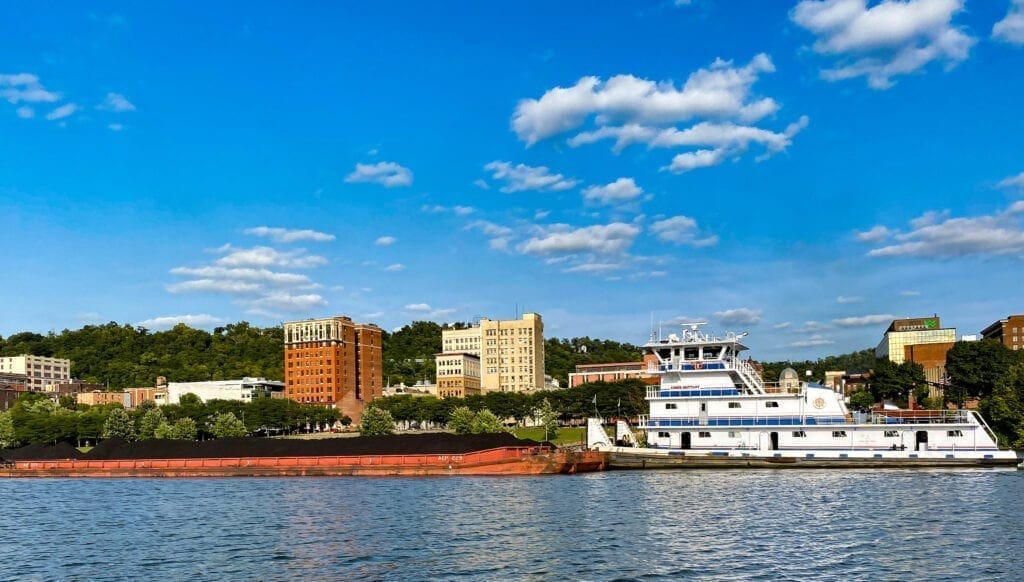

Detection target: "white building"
[158, 377, 285, 405]
[439, 313, 545, 393]
[0, 355, 72, 390]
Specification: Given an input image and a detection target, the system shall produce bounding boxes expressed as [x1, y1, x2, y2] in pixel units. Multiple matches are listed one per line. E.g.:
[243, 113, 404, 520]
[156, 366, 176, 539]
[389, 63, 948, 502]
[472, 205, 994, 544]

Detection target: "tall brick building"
[980, 314, 1024, 351]
[283, 316, 383, 423]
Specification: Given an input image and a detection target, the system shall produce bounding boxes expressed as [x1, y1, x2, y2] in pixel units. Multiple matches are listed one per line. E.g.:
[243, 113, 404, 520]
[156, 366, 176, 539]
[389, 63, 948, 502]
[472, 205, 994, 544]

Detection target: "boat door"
[681, 432, 692, 450]
[699, 401, 708, 426]
[769, 432, 779, 451]
[915, 430, 929, 451]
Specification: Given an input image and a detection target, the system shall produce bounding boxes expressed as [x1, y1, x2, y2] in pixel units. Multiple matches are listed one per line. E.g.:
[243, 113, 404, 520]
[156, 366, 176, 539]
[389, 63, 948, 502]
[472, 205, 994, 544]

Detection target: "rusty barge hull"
[2, 447, 607, 478]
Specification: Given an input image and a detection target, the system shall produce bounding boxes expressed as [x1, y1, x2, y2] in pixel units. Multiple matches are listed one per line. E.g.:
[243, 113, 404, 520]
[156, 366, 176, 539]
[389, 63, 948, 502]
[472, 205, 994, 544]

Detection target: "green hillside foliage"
[0, 322, 283, 388]
[544, 337, 644, 386]
[760, 348, 877, 383]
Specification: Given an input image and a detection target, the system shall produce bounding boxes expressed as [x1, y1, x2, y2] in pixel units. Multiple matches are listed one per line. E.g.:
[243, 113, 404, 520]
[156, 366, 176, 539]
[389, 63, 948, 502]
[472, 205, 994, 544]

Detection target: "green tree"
[0, 411, 17, 448]
[868, 359, 925, 404]
[946, 340, 1020, 402]
[210, 412, 247, 438]
[155, 418, 198, 440]
[359, 406, 395, 436]
[448, 406, 475, 435]
[137, 408, 166, 440]
[848, 390, 875, 411]
[979, 363, 1024, 449]
[536, 399, 559, 442]
[102, 407, 137, 441]
[470, 409, 506, 434]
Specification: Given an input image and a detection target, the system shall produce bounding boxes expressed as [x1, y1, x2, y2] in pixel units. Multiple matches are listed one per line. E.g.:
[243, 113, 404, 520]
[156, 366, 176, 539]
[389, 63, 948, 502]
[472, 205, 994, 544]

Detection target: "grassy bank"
[512, 426, 587, 447]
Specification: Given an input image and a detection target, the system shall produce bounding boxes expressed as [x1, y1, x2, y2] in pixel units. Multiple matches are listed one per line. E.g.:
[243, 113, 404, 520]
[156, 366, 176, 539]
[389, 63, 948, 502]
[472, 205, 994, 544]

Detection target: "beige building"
[875, 316, 956, 364]
[0, 355, 72, 391]
[439, 313, 545, 393]
[435, 352, 482, 398]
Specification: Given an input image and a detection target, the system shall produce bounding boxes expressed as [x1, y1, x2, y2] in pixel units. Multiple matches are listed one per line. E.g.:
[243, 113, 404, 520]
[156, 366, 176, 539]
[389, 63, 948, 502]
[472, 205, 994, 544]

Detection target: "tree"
[155, 418, 198, 440]
[359, 406, 395, 436]
[946, 340, 1020, 402]
[137, 408, 166, 440]
[102, 407, 137, 441]
[448, 406, 475, 435]
[848, 390, 875, 411]
[868, 359, 925, 404]
[210, 412, 247, 438]
[536, 399, 559, 442]
[979, 363, 1024, 449]
[0, 411, 17, 448]
[470, 409, 506, 434]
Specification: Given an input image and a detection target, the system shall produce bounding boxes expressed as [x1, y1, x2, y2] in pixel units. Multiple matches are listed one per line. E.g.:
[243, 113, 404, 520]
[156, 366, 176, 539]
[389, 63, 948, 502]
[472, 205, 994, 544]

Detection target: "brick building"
[283, 316, 383, 423]
[980, 314, 1024, 351]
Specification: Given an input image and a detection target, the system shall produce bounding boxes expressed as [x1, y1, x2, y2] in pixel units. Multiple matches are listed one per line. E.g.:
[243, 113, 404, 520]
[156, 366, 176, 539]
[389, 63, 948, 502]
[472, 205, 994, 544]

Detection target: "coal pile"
[82, 433, 545, 460]
[0, 442, 83, 461]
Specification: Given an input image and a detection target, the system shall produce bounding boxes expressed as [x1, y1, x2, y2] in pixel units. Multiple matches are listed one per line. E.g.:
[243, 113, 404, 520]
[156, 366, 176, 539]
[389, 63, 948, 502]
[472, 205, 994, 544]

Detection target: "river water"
[2, 468, 1022, 580]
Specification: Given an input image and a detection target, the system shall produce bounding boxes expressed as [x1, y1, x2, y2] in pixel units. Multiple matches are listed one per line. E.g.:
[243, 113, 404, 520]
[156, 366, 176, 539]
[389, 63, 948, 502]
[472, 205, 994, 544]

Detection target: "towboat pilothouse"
[588, 323, 1020, 468]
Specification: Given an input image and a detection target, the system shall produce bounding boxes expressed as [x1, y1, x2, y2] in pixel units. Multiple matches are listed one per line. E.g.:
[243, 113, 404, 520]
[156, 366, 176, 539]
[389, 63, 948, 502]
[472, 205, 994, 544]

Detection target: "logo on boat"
[813, 397, 825, 409]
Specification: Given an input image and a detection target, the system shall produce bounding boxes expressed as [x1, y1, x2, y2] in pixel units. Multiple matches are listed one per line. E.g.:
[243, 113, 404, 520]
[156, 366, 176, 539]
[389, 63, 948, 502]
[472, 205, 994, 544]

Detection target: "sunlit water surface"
[2, 469, 1022, 580]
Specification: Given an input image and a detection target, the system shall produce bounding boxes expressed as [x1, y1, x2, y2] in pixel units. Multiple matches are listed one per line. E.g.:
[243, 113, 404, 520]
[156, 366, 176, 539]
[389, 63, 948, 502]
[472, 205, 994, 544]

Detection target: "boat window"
[704, 346, 721, 359]
[947, 430, 963, 437]
[658, 432, 670, 438]
[792, 430, 807, 437]
[832, 431, 847, 438]
[665, 403, 678, 410]
[698, 431, 711, 438]
[700, 402, 707, 412]
[728, 402, 741, 409]
[684, 347, 699, 360]
[765, 401, 779, 408]
[728, 431, 740, 438]
[884, 430, 899, 437]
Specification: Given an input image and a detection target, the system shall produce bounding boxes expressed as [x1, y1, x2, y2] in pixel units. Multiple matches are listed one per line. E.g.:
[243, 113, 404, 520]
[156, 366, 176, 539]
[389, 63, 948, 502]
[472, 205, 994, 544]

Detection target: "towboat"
[588, 323, 1020, 468]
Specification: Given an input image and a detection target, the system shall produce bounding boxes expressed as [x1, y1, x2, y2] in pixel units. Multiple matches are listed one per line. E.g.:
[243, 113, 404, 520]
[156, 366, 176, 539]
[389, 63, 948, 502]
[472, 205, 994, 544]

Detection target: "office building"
[435, 352, 481, 398]
[980, 314, 1024, 351]
[0, 355, 71, 391]
[439, 313, 544, 393]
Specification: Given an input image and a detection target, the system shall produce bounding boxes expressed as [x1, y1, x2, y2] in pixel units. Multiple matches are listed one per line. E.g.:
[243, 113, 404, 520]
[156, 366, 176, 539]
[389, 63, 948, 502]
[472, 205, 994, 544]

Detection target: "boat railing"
[866, 410, 972, 425]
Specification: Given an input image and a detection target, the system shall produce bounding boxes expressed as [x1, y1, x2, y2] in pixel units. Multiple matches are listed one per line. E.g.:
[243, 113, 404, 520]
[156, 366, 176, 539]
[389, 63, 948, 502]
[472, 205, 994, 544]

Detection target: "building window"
[792, 431, 807, 438]
[832, 431, 847, 438]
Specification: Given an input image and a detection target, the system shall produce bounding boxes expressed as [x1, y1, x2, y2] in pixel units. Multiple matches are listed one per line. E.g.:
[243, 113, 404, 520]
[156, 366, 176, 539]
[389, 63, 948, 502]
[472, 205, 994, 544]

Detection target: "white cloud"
[405, 303, 432, 312]
[582, 178, 643, 204]
[836, 295, 862, 304]
[244, 226, 335, 243]
[100, 92, 135, 112]
[384, 263, 406, 272]
[247, 292, 327, 312]
[900, 290, 921, 297]
[375, 236, 396, 246]
[511, 55, 804, 173]
[45, 103, 78, 121]
[790, 334, 835, 348]
[832, 314, 895, 327]
[996, 171, 1024, 190]
[345, 161, 413, 188]
[650, 215, 719, 247]
[520, 223, 640, 255]
[466, 220, 515, 251]
[993, 0, 1024, 45]
[166, 279, 264, 294]
[108, 123, 123, 131]
[865, 202, 1024, 258]
[714, 307, 762, 325]
[483, 161, 578, 193]
[855, 225, 892, 242]
[473, 179, 491, 190]
[216, 246, 326, 269]
[773, 322, 792, 329]
[16, 106, 33, 119]
[0, 73, 59, 104]
[791, 0, 974, 89]
[798, 321, 826, 332]
[422, 204, 476, 216]
[137, 314, 224, 330]
[403, 303, 456, 318]
[563, 262, 625, 273]
[169, 265, 314, 287]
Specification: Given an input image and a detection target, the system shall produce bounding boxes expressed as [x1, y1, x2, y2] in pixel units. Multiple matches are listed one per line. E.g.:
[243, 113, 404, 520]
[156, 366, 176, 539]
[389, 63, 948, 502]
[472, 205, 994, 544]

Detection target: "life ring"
[693, 361, 703, 370]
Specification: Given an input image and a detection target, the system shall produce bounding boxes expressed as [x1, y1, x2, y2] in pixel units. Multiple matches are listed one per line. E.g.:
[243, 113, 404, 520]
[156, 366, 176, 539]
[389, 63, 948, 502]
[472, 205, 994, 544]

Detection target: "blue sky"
[2, 0, 1024, 360]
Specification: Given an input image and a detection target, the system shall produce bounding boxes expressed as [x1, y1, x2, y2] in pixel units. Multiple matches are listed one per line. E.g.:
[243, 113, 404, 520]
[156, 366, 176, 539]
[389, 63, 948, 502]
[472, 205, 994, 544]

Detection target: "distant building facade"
[875, 316, 956, 364]
[435, 352, 481, 398]
[980, 314, 1024, 351]
[77, 391, 130, 407]
[439, 313, 545, 393]
[283, 316, 383, 423]
[0, 355, 71, 391]
[568, 360, 657, 388]
[161, 377, 285, 405]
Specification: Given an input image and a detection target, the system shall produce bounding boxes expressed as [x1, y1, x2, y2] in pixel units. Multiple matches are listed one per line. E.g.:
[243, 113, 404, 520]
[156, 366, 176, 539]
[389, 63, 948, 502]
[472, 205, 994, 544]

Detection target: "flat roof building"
[0, 355, 71, 391]
[160, 377, 284, 405]
[283, 316, 383, 423]
[875, 316, 956, 364]
[435, 352, 482, 398]
[980, 314, 1024, 351]
[440, 313, 545, 393]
